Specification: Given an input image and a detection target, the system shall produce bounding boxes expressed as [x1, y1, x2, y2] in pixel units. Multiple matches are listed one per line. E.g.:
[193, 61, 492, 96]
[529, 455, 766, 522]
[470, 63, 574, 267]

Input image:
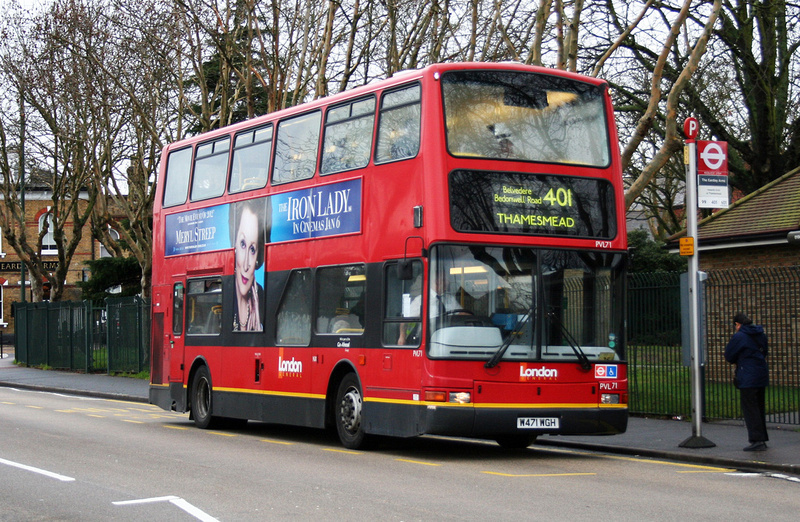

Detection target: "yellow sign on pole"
[679, 237, 695, 256]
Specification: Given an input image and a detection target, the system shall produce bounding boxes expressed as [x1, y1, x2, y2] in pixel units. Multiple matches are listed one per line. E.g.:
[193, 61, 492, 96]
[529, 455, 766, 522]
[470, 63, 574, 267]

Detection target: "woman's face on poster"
[235, 207, 259, 298]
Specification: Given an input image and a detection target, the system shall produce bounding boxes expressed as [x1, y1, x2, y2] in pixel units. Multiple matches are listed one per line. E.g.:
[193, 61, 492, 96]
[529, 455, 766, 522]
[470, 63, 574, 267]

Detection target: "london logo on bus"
[278, 349, 303, 379]
[519, 364, 559, 381]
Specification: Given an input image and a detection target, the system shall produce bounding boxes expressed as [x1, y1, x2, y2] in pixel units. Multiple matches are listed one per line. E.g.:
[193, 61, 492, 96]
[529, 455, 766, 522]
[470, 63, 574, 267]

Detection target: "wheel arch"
[325, 360, 360, 429]
[186, 356, 211, 416]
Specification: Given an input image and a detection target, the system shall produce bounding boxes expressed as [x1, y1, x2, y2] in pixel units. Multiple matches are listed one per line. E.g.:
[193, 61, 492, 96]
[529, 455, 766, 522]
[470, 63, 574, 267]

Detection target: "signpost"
[697, 140, 729, 209]
[679, 117, 715, 449]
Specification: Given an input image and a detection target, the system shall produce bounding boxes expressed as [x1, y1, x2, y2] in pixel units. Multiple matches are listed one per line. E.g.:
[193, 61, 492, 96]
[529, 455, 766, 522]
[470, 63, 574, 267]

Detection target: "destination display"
[449, 170, 616, 239]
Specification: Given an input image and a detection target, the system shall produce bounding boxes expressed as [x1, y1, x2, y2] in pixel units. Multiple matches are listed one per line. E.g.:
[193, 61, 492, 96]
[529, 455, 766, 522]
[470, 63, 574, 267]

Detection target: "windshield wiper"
[546, 311, 592, 371]
[485, 306, 535, 369]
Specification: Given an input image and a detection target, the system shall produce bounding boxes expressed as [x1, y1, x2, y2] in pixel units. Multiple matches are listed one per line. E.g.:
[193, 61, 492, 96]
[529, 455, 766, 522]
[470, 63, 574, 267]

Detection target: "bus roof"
[161, 62, 608, 154]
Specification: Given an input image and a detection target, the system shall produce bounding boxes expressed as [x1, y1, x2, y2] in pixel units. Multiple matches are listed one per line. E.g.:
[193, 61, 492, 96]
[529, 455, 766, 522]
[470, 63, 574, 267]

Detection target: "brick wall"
[702, 266, 800, 388]
[700, 244, 800, 270]
[1, 197, 98, 335]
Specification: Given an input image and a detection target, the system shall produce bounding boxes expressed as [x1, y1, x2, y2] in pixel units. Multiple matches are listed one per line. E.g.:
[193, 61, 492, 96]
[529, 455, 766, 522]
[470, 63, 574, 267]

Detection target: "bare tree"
[1, 0, 184, 300]
[85, 0, 184, 298]
[1, 0, 757, 304]
[689, 0, 800, 194]
[0, 0, 120, 301]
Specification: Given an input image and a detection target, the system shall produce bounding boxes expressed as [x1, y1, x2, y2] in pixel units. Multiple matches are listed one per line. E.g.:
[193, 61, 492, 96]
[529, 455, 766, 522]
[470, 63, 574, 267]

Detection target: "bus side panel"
[150, 312, 165, 385]
[213, 390, 326, 428]
[362, 401, 426, 438]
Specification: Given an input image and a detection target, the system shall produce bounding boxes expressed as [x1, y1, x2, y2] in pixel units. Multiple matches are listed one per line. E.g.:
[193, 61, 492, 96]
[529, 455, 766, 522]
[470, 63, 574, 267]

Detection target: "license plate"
[517, 417, 560, 429]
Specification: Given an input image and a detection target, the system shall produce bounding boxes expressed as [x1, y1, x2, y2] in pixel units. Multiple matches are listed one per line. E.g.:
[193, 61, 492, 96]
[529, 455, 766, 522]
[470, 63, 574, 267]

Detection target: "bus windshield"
[428, 244, 624, 363]
[442, 70, 610, 166]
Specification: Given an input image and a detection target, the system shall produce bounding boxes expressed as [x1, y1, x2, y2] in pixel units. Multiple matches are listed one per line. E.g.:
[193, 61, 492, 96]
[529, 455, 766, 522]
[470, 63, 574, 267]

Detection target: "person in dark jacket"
[724, 312, 769, 451]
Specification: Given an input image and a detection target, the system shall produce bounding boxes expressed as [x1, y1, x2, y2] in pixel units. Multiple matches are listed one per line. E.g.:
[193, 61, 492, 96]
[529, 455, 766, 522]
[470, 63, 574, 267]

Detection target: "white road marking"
[726, 472, 800, 483]
[113, 495, 219, 521]
[0, 457, 76, 482]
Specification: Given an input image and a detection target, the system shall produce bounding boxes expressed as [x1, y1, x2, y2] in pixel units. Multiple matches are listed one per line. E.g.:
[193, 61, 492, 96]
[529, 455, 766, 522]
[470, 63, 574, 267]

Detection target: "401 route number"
[543, 187, 573, 207]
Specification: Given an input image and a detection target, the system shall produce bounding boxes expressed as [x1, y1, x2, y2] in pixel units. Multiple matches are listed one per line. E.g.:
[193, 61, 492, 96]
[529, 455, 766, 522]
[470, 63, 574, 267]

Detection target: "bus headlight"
[449, 392, 471, 404]
[601, 393, 620, 404]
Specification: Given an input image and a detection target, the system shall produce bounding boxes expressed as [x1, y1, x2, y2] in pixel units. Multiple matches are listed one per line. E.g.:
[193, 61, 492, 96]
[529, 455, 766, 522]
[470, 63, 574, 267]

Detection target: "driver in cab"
[431, 271, 461, 318]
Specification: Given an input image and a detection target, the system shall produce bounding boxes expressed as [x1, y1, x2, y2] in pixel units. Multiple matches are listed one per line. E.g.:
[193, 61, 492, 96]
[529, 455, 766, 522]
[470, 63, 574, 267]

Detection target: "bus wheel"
[495, 434, 537, 449]
[335, 374, 366, 449]
[191, 366, 216, 429]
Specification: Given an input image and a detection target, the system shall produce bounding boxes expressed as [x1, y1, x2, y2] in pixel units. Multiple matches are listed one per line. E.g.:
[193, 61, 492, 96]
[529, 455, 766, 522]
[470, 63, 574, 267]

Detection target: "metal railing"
[627, 272, 690, 417]
[10, 266, 799, 423]
[13, 297, 150, 374]
[628, 267, 800, 425]
[704, 267, 800, 424]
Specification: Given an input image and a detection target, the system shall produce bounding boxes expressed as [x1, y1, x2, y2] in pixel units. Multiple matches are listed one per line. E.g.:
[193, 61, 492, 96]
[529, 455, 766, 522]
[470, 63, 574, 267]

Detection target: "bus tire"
[335, 373, 366, 449]
[495, 434, 537, 449]
[191, 365, 217, 429]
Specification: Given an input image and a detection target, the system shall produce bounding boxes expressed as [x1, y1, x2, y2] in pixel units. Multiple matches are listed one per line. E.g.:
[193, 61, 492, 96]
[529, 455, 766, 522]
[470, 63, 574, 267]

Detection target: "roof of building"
[669, 166, 800, 245]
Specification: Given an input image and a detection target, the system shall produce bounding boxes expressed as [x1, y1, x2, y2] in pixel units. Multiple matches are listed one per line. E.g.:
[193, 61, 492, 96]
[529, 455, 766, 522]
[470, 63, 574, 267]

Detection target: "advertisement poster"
[164, 178, 363, 255]
[271, 178, 362, 243]
[165, 203, 231, 256]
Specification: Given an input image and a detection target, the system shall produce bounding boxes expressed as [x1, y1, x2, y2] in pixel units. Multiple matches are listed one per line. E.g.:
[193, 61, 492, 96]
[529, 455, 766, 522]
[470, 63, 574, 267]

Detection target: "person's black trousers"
[740, 386, 768, 443]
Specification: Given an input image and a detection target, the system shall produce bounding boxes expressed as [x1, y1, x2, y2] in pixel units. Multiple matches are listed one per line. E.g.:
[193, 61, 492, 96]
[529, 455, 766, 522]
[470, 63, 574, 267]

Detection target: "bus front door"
[168, 281, 186, 384]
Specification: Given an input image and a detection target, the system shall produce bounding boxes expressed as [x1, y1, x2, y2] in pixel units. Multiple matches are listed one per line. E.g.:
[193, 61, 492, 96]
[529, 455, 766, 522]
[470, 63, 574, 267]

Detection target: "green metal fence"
[13, 297, 150, 374]
[11, 267, 799, 424]
[627, 272, 690, 418]
[628, 267, 800, 425]
[106, 297, 150, 374]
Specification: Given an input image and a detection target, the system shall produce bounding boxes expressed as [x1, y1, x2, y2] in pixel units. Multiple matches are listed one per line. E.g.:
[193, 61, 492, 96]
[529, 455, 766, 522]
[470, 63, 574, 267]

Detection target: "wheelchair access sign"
[594, 364, 618, 379]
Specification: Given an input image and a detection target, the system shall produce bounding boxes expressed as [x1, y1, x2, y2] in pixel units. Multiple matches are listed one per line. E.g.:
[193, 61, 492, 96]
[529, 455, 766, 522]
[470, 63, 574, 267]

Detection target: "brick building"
[0, 187, 110, 336]
[687, 166, 800, 268]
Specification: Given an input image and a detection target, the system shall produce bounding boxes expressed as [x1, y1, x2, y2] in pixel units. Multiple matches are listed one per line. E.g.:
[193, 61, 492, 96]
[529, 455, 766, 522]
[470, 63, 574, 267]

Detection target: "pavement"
[2, 349, 799, 476]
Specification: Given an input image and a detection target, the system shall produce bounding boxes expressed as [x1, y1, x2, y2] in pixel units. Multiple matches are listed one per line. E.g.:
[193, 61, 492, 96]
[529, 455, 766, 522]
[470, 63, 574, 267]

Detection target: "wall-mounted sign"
[0, 261, 59, 272]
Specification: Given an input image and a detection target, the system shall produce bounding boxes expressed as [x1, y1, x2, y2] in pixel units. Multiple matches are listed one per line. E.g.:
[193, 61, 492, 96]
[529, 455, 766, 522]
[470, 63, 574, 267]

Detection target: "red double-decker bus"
[149, 62, 628, 449]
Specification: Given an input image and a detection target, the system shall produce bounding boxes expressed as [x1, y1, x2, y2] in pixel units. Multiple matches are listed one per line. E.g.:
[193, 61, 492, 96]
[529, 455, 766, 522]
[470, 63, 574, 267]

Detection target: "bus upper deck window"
[163, 147, 192, 207]
[273, 111, 322, 185]
[191, 137, 230, 201]
[230, 125, 273, 193]
[321, 97, 375, 175]
[375, 84, 421, 164]
[441, 70, 610, 167]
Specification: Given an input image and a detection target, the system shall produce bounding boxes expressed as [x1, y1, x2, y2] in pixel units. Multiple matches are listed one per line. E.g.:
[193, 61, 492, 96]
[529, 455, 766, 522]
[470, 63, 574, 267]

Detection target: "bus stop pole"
[680, 124, 715, 448]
